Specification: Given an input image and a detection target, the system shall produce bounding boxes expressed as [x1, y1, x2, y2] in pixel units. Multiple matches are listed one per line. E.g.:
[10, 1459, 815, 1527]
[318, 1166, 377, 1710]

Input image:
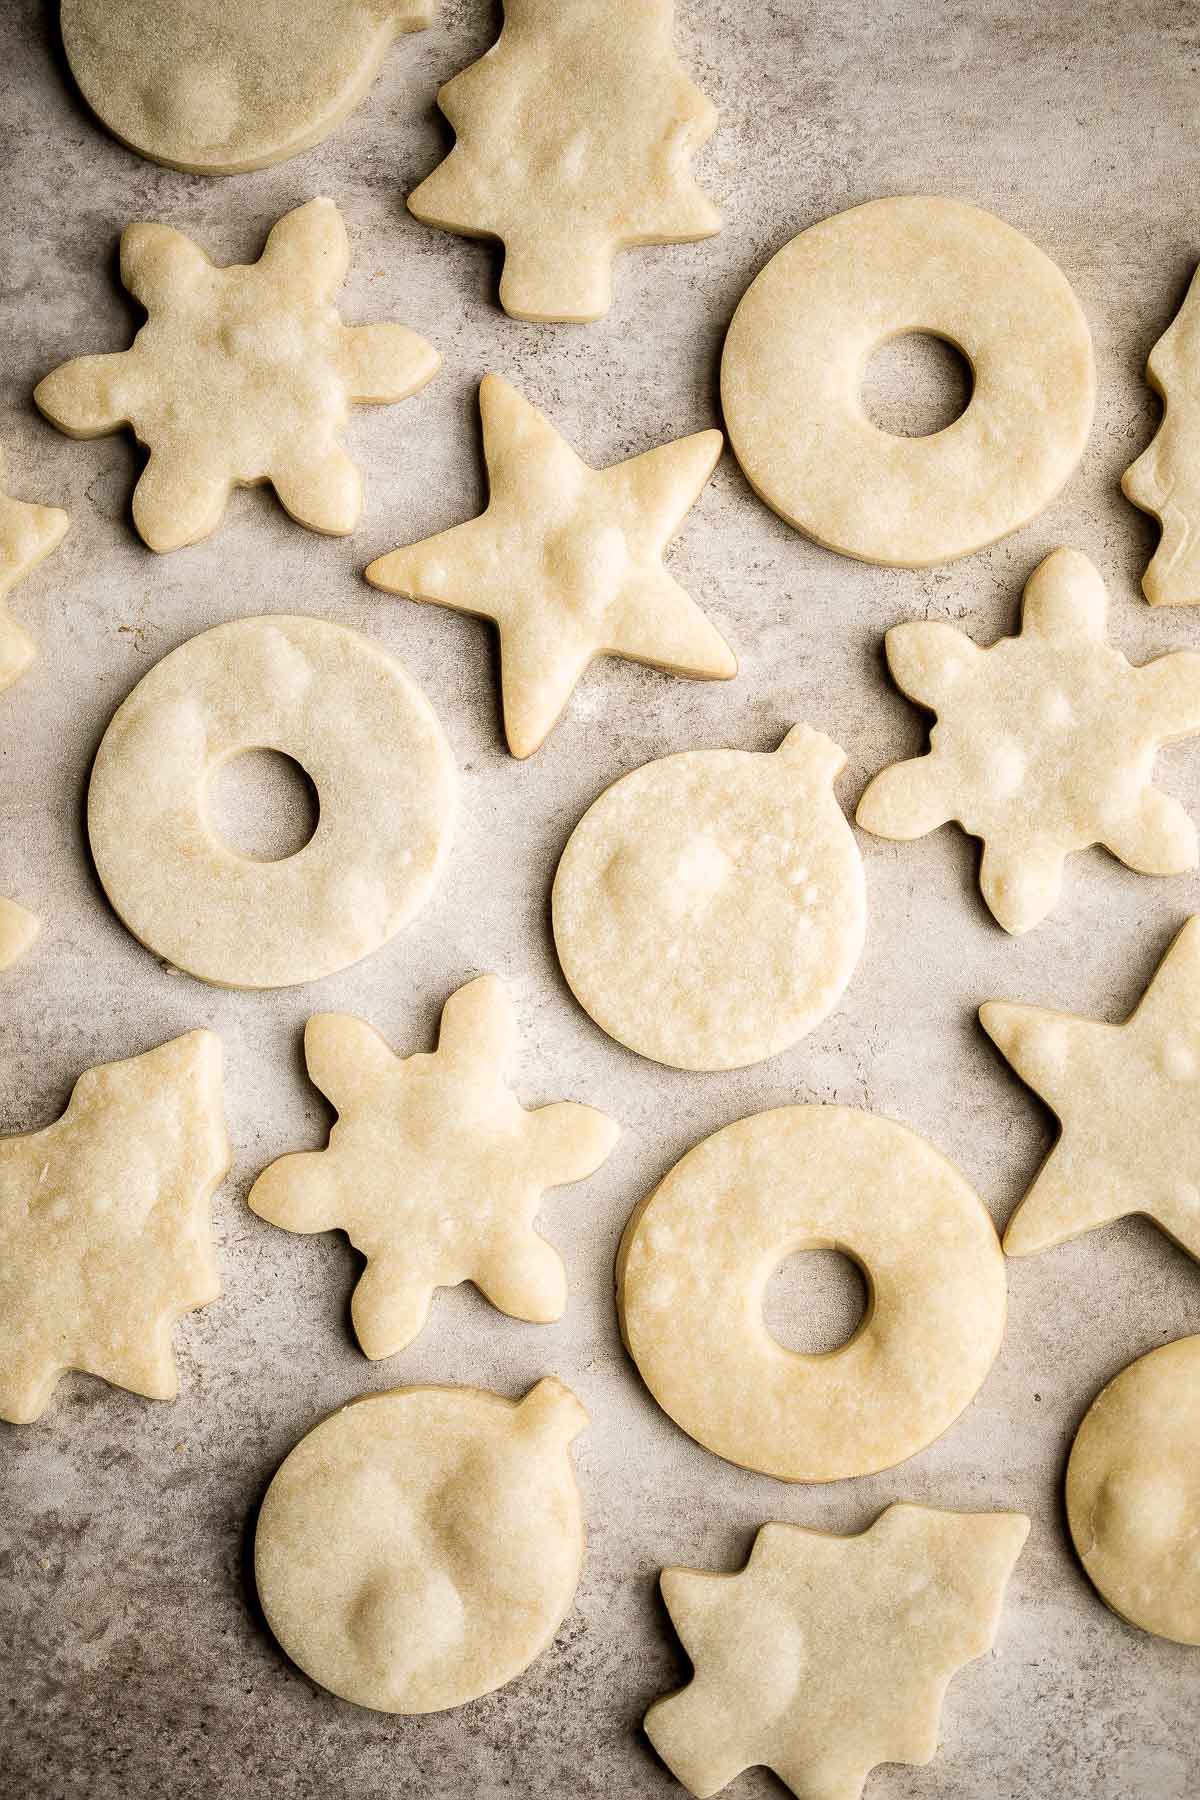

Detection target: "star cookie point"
[0, 448, 70, 694]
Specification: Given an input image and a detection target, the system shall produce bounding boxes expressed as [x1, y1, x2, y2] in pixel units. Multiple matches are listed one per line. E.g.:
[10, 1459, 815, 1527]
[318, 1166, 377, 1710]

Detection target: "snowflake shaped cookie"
[248, 976, 619, 1358]
[35, 198, 438, 552]
[645, 1504, 1029, 1800]
[407, 0, 720, 322]
[366, 375, 734, 757]
[0, 1031, 229, 1423]
[857, 548, 1200, 933]
[0, 447, 69, 694]
[1123, 263, 1200, 605]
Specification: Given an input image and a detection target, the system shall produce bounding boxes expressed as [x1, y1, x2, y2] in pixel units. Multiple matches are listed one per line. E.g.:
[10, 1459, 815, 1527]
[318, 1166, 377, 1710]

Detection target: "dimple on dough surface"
[617, 1105, 1007, 1482]
[254, 1379, 588, 1712]
[87, 614, 455, 990]
[552, 726, 864, 1071]
[721, 195, 1094, 566]
[1123, 263, 1200, 605]
[1066, 1336, 1200, 1645]
[60, 1, 435, 175]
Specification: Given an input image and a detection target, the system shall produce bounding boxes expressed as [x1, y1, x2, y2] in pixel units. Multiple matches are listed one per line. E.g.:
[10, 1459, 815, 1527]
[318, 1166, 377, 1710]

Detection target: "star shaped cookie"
[982, 915, 1200, 1261]
[0, 446, 69, 694]
[857, 548, 1200, 932]
[407, 0, 719, 322]
[645, 1504, 1029, 1800]
[365, 375, 735, 757]
[35, 197, 438, 552]
[1123, 263, 1200, 605]
[0, 1031, 229, 1423]
[248, 976, 619, 1358]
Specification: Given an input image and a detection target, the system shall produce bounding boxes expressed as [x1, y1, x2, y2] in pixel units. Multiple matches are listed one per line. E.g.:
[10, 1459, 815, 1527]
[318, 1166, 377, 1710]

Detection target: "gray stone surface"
[2, 1, 1199, 1795]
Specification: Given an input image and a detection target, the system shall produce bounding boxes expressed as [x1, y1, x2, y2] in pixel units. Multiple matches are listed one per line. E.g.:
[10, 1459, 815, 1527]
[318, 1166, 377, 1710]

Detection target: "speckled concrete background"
[2, 2, 1199, 1796]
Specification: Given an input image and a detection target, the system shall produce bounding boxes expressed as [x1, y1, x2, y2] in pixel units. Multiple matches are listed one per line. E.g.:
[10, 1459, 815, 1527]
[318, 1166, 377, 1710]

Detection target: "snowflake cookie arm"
[855, 622, 980, 841]
[979, 834, 1068, 935]
[1019, 545, 1108, 639]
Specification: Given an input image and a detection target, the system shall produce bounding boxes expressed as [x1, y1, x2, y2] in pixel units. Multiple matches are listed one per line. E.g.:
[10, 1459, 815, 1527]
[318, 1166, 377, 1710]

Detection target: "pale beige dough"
[721, 196, 1094, 566]
[0, 1031, 228, 1424]
[617, 1106, 1006, 1482]
[407, 0, 719, 323]
[0, 446, 69, 695]
[366, 375, 734, 758]
[646, 1503, 1029, 1800]
[255, 1378, 587, 1711]
[1066, 1336, 1200, 1645]
[1123, 264, 1200, 604]
[248, 975, 619, 1357]
[552, 726, 864, 1071]
[87, 615, 455, 990]
[35, 198, 439, 553]
[857, 549, 1200, 934]
[0, 898, 39, 973]
[61, 1, 435, 175]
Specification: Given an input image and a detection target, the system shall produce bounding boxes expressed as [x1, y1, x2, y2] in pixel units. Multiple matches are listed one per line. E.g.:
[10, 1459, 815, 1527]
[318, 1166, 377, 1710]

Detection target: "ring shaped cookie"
[617, 1106, 1007, 1482]
[88, 615, 455, 989]
[720, 196, 1095, 567]
[1066, 1336, 1200, 1644]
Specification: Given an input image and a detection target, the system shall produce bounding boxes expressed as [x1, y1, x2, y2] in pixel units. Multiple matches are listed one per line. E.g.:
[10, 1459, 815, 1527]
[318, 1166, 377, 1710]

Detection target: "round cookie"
[721, 195, 1095, 567]
[88, 615, 455, 989]
[551, 726, 865, 1072]
[617, 1106, 1007, 1482]
[254, 1380, 587, 1712]
[1066, 1336, 1200, 1644]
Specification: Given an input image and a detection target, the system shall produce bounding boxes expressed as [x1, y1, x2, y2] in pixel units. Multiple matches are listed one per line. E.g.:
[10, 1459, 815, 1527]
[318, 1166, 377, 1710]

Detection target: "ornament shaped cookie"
[1123, 265, 1200, 605]
[552, 727, 864, 1071]
[0, 1032, 228, 1424]
[858, 549, 1200, 933]
[35, 198, 439, 553]
[721, 196, 1094, 566]
[255, 1379, 587, 1711]
[88, 615, 455, 990]
[0, 448, 69, 695]
[1066, 1336, 1200, 1644]
[248, 976, 619, 1357]
[366, 376, 733, 757]
[646, 1504, 1029, 1800]
[61, 1, 435, 175]
[982, 916, 1200, 1261]
[0, 898, 39, 973]
[618, 1106, 1006, 1481]
[407, 0, 719, 322]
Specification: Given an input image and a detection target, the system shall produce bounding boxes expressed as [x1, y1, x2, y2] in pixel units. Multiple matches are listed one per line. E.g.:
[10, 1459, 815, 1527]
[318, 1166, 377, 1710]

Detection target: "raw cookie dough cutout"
[0, 898, 40, 973]
[552, 727, 864, 1071]
[721, 196, 1094, 566]
[248, 975, 619, 1357]
[1123, 264, 1200, 605]
[61, 1, 436, 175]
[617, 1106, 1006, 1481]
[0, 447, 69, 694]
[0, 1031, 228, 1424]
[407, 0, 719, 322]
[35, 198, 439, 552]
[1066, 1336, 1200, 1645]
[255, 1378, 587, 1711]
[646, 1504, 1029, 1800]
[87, 615, 455, 989]
[858, 549, 1200, 933]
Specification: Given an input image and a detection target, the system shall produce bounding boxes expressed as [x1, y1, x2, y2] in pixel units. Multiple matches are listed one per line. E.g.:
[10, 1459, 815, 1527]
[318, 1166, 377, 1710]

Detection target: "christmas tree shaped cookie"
[0, 1032, 229, 1423]
[407, 0, 720, 322]
[35, 198, 438, 553]
[248, 977, 619, 1357]
[646, 1504, 1029, 1800]
[1123, 265, 1200, 605]
[858, 549, 1200, 932]
[0, 447, 69, 695]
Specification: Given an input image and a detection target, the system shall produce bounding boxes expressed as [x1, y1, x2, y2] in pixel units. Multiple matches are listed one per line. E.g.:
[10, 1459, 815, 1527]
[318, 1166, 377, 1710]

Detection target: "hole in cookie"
[860, 332, 974, 438]
[763, 1248, 869, 1356]
[208, 749, 319, 862]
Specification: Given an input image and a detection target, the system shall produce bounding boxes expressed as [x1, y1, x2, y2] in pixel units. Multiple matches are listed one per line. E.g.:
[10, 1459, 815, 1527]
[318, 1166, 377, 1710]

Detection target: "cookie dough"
[248, 976, 619, 1357]
[552, 726, 864, 1071]
[0, 447, 69, 694]
[857, 549, 1200, 933]
[1123, 263, 1200, 605]
[255, 1378, 588, 1711]
[721, 196, 1094, 566]
[35, 198, 439, 552]
[61, 1, 435, 175]
[366, 375, 735, 758]
[0, 898, 39, 973]
[646, 1504, 1030, 1800]
[1066, 1336, 1200, 1644]
[0, 1031, 228, 1424]
[87, 615, 455, 989]
[407, 0, 719, 322]
[617, 1106, 1006, 1481]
